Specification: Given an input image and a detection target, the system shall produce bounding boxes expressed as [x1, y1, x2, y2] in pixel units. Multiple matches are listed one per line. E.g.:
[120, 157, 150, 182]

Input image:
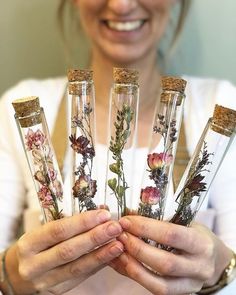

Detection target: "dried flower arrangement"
[69, 105, 97, 211]
[12, 96, 64, 222]
[168, 105, 236, 228]
[68, 69, 97, 212]
[26, 128, 64, 220]
[105, 68, 139, 218]
[138, 77, 187, 221]
[170, 141, 213, 226]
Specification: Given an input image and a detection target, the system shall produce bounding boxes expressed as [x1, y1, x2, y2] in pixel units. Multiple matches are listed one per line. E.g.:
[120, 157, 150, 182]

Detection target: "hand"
[4, 209, 123, 295]
[110, 215, 233, 295]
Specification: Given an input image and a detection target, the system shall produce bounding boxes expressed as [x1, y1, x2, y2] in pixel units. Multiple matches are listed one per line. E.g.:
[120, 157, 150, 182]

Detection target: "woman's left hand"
[110, 216, 233, 295]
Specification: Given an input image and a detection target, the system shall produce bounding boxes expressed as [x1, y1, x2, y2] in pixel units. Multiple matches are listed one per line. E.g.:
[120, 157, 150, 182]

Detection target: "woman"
[0, 0, 236, 294]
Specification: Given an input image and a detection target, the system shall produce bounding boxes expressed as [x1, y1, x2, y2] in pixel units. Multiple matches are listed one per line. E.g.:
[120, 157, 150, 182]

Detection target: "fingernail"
[119, 217, 131, 230]
[107, 222, 122, 236]
[109, 245, 124, 256]
[118, 232, 128, 242]
[97, 210, 111, 223]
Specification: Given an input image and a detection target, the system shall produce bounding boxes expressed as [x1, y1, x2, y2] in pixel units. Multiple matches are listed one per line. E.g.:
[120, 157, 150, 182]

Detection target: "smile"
[104, 20, 146, 32]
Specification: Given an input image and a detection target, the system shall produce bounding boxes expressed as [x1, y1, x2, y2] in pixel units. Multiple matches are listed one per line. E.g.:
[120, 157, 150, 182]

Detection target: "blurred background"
[0, 0, 235, 97]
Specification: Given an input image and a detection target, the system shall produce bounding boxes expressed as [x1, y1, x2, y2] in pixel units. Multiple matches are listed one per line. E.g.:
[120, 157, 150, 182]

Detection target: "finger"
[18, 209, 111, 253]
[20, 221, 122, 277]
[115, 253, 203, 295]
[118, 232, 207, 279]
[119, 216, 205, 253]
[33, 241, 124, 293]
[109, 257, 128, 277]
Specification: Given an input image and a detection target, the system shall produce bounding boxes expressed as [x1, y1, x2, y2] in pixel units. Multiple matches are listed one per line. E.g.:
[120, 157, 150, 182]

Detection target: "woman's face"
[74, 0, 174, 65]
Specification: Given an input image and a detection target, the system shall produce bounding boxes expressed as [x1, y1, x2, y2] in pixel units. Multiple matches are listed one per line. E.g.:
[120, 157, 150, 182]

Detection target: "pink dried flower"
[147, 152, 173, 170]
[34, 130, 46, 148]
[140, 186, 161, 205]
[53, 180, 63, 200]
[25, 129, 45, 150]
[38, 186, 53, 208]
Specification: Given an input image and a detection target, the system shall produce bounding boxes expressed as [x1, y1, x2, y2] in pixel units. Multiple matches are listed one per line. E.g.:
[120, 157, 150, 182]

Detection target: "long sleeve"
[0, 83, 29, 250]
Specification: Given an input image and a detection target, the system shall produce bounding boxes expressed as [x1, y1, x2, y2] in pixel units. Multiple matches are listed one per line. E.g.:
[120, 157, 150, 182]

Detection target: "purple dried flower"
[69, 135, 95, 158]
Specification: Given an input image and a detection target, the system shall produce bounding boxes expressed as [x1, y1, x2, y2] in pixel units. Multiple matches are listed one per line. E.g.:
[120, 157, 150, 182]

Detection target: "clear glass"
[105, 83, 139, 219]
[168, 118, 235, 226]
[15, 108, 65, 223]
[137, 91, 185, 221]
[69, 80, 98, 213]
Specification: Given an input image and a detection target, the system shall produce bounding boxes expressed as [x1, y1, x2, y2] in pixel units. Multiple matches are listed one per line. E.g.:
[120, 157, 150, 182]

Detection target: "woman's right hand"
[4, 209, 123, 295]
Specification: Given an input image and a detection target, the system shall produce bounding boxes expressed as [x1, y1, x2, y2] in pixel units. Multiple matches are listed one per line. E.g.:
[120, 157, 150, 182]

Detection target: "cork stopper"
[67, 69, 93, 82]
[162, 76, 187, 94]
[113, 67, 139, 84]
[12, 96, 41, 127]
[211, 104, 236, 136]
[68, 69, 93, 95]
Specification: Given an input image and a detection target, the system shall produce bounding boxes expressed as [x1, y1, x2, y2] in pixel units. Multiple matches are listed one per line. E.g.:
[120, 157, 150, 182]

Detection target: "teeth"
[107, 20, 143, 31]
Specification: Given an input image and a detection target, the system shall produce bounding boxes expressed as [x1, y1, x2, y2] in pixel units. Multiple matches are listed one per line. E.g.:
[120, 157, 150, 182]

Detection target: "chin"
[109, 53, 142, 66]
[99, 44, 154, 67]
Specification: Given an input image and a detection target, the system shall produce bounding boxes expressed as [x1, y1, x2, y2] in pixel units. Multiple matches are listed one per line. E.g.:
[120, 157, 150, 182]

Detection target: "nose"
[107, 0, 138, 15]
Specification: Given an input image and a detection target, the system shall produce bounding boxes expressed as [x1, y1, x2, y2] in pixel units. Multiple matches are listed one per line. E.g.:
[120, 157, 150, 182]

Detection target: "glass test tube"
[137, 77, 187, 221]
[68, 69, 98, 214]
[169, 104, 236, 227]
[12, 96, 65, 222]
[105, 68, 139, 219]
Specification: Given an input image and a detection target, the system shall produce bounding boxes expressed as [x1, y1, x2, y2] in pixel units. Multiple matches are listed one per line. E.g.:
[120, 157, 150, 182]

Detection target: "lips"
[104, 20, 146, 32]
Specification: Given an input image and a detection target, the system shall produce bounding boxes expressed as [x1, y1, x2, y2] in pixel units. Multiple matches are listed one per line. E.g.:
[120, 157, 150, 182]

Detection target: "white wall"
[0, 0, 235, 96]
[170, 0, 236, 82]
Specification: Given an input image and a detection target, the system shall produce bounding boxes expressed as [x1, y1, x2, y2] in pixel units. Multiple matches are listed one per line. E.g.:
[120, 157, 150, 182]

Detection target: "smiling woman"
[58, 0, 190, 65]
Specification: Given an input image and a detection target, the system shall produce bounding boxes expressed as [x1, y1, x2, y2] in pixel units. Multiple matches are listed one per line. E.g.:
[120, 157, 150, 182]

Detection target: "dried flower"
[69, 135, 95, 158]
[48, 168, 57, 181]
[69, 101, 97, 212]
[140, 187, 161, 205]
[139, 114, 178, 221]
[38, 186, 53, 208]
[25, 129, 45, 150]
[32, 147, 53, 167]
[185, 174, 206, 193]
[26, 128, 64, 220]
[171, 141, 213, 226]
[73, 175, 97, 199]
[53, 179, 63, 200]
[147, 152, 173, 170]
[34, 171, 47, 184]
